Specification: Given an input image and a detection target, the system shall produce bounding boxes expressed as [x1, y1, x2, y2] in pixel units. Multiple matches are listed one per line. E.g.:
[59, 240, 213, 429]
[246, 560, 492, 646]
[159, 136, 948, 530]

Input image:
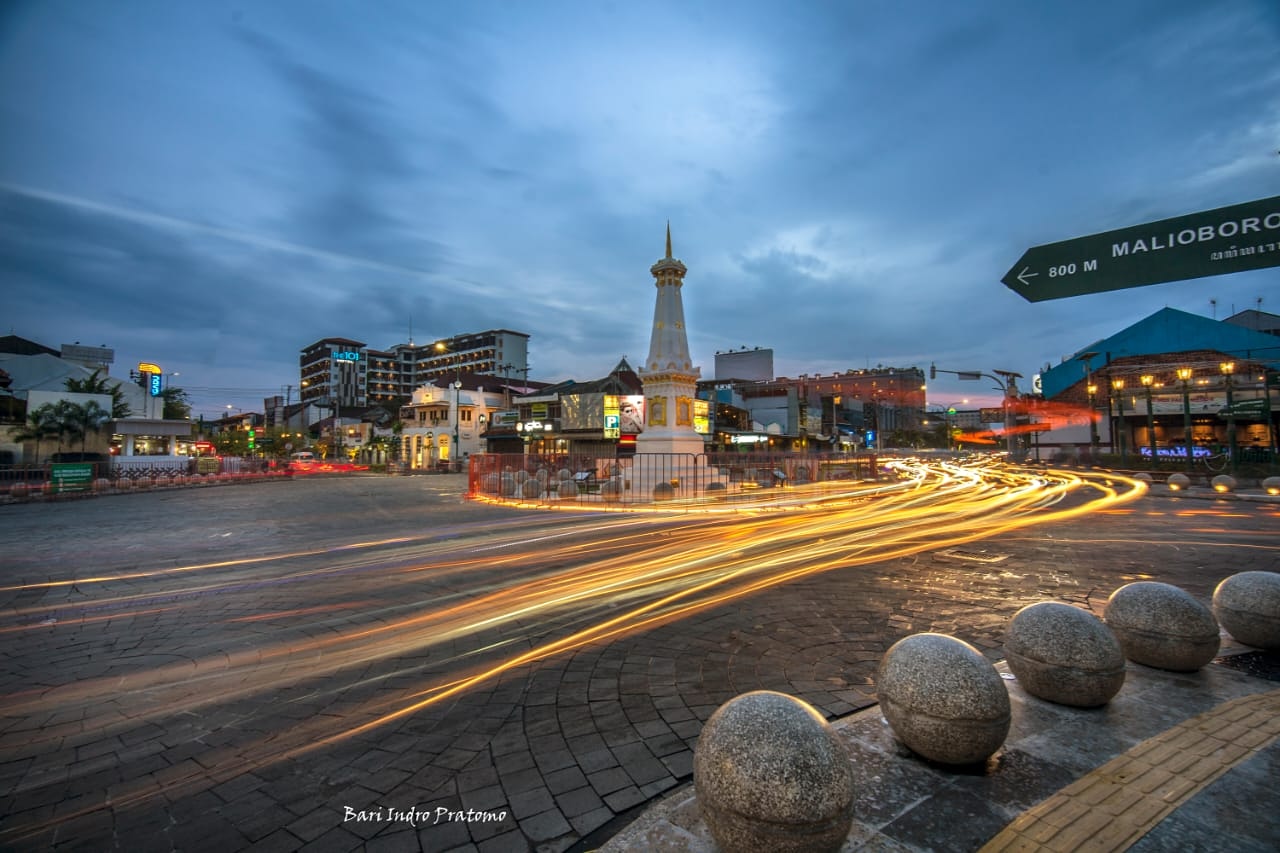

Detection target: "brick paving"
[0, 474, 1277, 851]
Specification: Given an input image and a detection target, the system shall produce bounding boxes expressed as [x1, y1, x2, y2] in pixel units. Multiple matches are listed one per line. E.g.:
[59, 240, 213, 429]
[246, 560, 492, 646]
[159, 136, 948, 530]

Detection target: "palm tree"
[73, 400, 112, 455]
[12, 403, 61, 464]
[64, 369, 132, 419]
[52, 400, 83, 456]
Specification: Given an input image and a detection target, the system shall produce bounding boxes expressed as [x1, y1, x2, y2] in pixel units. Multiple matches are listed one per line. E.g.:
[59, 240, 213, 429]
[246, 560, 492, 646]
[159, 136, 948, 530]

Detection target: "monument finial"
[665, 221, 672, 259]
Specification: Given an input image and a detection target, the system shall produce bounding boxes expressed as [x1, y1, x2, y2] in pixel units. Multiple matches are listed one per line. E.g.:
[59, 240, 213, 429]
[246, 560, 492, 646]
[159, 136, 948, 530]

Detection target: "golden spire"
[665, 221, 672, 259]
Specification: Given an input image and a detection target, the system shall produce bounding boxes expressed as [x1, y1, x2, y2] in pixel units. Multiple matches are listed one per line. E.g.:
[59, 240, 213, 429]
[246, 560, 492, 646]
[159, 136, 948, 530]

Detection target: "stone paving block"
[543, 765, 588, 795]
[494, 749, 536, 776]
[456, 764, 501, 793]
[521, 806, 573, 841]
[556, 784, 604, 819]
[245, 827, 308, 852]
[569, 803, 614, 836]
[364, 827, 423, 853]
[507, 785, 555, 819]
[586, 766, 631, 797]
[882, 788, 1009, 853]
[460, 783, 509, 813]
[531, 746, 575, 773]
[288, 805, 345, 844]
[415, 813, 473, 849]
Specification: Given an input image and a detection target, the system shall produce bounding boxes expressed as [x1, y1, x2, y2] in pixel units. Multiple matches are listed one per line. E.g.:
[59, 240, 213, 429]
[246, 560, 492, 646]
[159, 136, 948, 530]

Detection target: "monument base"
[620, 449, 714, 503]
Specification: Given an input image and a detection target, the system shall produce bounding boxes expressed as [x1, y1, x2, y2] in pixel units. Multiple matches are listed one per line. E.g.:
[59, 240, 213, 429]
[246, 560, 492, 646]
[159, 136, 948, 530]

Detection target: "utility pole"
[931, 364, 1024, 460]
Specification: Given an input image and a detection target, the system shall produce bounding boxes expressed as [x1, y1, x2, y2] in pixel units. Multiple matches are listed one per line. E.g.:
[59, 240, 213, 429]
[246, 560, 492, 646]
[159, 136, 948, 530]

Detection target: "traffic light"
[247, 428, 255, 451]
[930, 363, 937, 380]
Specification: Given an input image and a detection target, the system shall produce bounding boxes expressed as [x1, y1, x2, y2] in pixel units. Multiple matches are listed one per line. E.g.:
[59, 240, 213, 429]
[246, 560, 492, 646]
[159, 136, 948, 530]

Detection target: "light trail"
[0, 459, 1159, 840]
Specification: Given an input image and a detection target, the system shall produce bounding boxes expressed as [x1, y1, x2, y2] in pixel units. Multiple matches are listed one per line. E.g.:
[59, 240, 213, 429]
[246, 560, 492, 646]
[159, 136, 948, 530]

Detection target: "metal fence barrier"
[467, 452, 879, 507]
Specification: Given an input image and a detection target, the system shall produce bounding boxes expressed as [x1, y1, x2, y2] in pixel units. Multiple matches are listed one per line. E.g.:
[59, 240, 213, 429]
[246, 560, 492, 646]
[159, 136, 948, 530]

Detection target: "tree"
[160, 386, 192, 421]
[72, 400, 112, 455]
[52, 400, 84, 454]
[12, 403, 61, 463]
[390, 419, 404, 461]
[64, 369, 132, 419]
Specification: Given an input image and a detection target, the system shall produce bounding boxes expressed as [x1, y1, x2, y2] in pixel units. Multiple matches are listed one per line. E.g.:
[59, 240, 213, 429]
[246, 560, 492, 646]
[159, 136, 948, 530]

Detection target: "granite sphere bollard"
[877, 633, 1010, 765]
[1004, 602, 1125, 707]
[1166, 472, 1191, 491]
[694, 690, 853, 853]
[1211, 474, 1236, 493]
[1263, 476, 1280, 496]
[1104, 582, 1220, 671]
[1213, 571, 1280, 650]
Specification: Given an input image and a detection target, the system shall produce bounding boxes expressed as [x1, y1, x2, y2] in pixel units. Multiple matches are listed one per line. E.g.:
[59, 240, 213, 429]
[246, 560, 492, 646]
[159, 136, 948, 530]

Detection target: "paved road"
[0, 472, 1276, 851]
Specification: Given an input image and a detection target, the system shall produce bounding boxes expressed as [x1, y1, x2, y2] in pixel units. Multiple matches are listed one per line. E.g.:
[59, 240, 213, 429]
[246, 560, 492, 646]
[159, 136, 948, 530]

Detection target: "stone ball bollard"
[483, 473, 500, 494]
[1210, 474, 1236, 493]
[1004, 602, 1125, 707]
[499, 473, 516, 496]
[557, 480, 578, 500]
[652, 482, 675, 502]
[1263, 476, 1280, 496]
[694, 690, 853, 853]
[877, 633, 1010, 765]
[1166, 472, 1190, 491]
[1104, 582, 1220, 671]
[518, 479, 543, 499]
[1134, 472, 1153, 483]
[1213, 572, 1280, 650]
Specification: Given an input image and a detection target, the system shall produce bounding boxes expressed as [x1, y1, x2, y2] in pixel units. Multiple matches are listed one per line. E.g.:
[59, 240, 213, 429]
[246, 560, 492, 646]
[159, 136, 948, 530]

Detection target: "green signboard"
[1002, 196, 1280, 301]
[1218, 398, 1269, 419]
[51, 463, 94, 493]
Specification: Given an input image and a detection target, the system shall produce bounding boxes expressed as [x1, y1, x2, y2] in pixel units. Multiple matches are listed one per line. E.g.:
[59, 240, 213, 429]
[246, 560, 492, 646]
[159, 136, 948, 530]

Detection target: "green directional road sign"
[1002, 195, 1280, 302]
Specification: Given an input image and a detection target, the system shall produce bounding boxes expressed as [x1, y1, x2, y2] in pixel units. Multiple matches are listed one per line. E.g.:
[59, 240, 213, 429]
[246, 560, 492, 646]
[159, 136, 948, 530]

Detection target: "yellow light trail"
[0, 459, 1160, 841]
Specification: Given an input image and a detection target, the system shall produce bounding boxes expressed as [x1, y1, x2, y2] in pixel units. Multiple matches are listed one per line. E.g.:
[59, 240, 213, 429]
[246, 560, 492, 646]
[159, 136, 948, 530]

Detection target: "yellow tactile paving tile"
[979, 688, 1280, 853]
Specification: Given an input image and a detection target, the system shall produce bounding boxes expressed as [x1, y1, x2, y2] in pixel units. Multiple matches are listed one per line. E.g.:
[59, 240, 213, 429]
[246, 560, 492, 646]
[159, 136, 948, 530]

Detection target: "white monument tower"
[637, 224, 705, 458]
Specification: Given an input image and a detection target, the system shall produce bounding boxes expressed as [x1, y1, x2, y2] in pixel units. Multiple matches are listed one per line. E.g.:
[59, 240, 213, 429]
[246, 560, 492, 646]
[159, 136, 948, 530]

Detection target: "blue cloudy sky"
[2, 0, 1277, 418]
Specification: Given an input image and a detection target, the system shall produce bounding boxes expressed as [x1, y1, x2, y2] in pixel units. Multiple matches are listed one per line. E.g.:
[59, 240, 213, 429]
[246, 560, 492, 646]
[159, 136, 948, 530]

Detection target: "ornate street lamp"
[1086, 383, 1100, 461]
[1177, 367, 1194, 473]
[1112, 378, 1127, 466]
[1140, 375, 1157, 468]
[1079, 351, 1100, 462]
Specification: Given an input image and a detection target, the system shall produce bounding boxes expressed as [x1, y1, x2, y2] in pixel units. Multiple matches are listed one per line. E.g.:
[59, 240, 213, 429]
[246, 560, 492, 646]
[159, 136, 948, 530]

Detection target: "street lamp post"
[1112, 378, 1127, 466]
[1140, 374, 1156, 469]
[1078, 351, 1100, 462]
[1086, 383, 1100, 462]
[452, 380, 462, 472]
[1220, 361, 1236, 473]
[1177, 367, 1194, 473]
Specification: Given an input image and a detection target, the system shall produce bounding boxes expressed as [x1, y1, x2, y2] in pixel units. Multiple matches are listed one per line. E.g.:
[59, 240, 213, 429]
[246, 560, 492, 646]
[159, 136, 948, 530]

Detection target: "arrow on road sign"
[1002, 195, 1280, 301]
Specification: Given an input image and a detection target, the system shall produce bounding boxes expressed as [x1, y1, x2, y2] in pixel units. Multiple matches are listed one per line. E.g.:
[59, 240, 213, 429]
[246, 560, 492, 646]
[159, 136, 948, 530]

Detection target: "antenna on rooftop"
[1210, 298, 1217, 320]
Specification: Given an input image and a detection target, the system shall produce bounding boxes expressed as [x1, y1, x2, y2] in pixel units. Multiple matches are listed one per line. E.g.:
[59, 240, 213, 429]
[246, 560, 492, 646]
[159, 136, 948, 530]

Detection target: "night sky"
[2, 1, 1277, 418]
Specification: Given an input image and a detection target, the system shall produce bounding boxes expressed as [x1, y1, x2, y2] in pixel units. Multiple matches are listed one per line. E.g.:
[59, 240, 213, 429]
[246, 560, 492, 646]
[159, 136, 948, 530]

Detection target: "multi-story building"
[699, 365, 928, 450]
[299, 330, 530, 416]
[299, 337, 369, 411]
